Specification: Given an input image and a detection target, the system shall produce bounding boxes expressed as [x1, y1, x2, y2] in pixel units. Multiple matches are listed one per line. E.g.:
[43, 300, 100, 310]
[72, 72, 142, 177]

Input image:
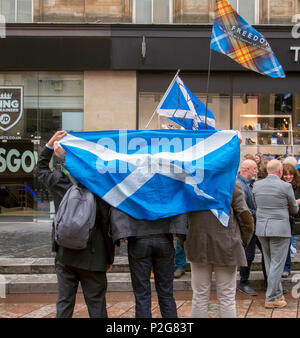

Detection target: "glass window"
[0, 0, 16, 23]
[234, 93, 300, 161]
[0, 0, 32, 23]
[135, 0, 152, 24]
[138, 92, 230, 130]
[134, 0, 171, 24]
[17, 0, 32, 22]
[0, 72, 83, 222]
[228, 0, 237, 8]
[228, 0, 258, 25]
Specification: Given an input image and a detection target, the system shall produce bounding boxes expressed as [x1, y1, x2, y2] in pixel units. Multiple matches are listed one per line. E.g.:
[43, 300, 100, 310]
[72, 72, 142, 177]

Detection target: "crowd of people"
[36, 131, 300, 318]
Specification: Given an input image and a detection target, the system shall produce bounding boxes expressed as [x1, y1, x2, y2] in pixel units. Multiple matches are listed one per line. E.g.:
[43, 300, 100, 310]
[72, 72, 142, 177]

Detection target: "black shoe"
[238, 284, 257, 296]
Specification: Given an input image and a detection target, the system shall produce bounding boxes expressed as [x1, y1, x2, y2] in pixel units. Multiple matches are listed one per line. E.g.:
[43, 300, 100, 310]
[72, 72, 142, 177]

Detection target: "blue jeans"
[175, 239, 186, 270]
[128, 234, 177, 318]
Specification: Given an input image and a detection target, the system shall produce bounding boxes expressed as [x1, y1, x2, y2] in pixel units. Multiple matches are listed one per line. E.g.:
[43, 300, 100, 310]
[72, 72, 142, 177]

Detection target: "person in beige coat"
[184, 180, 254, 318]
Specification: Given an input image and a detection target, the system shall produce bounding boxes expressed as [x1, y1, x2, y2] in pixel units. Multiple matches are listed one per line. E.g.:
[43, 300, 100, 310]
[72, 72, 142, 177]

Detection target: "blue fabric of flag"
[59, 129, 240, 226]
[211, 0, 286, 79]
[157, 75, 216, 130]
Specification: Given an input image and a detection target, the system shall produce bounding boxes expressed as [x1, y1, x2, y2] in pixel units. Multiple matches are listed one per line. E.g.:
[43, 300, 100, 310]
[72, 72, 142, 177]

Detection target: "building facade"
[0, 0, 300, 221]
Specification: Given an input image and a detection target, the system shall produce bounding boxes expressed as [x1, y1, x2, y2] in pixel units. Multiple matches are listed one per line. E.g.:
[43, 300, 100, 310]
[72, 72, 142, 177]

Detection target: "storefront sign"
[290, 46, 300, 62]
[0, 86, 24, 132]
[291, 15, 300, 62]
[0, 140, 38, 177]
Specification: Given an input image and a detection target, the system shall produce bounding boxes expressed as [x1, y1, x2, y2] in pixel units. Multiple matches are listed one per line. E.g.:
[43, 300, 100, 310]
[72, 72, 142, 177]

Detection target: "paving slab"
[0, 290, 299, 318]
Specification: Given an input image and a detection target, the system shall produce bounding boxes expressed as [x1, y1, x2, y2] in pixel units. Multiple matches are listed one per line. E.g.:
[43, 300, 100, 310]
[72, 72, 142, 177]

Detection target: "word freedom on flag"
[59, 129, 240, 226]
[211, 0, 286, 78]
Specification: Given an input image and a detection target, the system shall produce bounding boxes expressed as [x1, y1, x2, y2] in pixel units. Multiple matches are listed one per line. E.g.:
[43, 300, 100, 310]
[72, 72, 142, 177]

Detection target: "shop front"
[137, 72, 300, 162]
[1, 23, 300, 222]
[0, 72, 83, 221]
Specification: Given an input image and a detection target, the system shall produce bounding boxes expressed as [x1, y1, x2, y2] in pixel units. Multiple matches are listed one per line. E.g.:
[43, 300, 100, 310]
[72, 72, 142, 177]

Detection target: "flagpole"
[205, 46, 213, 130]
[144, 69, 181, 129]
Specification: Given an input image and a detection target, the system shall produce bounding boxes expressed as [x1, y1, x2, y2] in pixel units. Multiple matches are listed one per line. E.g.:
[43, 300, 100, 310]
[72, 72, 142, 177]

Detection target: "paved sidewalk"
[0, 290, 299, 318]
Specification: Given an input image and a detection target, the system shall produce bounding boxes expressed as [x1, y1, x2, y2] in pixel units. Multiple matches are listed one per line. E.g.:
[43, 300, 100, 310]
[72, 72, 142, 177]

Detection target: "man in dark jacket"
[36, 130, 114, 318]
[110, 207, 188, 318]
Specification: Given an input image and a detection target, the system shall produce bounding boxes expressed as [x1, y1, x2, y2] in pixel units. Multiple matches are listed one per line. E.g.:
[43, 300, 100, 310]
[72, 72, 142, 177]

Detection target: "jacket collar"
[266, 174, 281, 180]
[238, 173, 255, 185]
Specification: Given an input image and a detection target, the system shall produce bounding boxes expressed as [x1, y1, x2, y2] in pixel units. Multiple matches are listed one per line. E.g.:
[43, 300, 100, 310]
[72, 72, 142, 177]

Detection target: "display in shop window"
[0, 86, 24, 132]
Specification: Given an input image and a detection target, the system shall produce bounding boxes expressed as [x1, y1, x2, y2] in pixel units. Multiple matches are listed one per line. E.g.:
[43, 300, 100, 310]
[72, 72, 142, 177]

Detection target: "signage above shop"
[0, 140, 37, 177]
[0, 86, 24, 132]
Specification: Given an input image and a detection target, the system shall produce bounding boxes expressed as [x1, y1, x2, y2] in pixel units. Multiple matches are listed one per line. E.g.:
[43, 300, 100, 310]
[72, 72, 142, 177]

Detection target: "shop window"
[234, 93, 300, 161]
[133, 0, 173, 24]
[138, 92, 230, 130]
[0, 71, 83, 222]
[228, 0, 259, 25]
[0, 0, 33, 23]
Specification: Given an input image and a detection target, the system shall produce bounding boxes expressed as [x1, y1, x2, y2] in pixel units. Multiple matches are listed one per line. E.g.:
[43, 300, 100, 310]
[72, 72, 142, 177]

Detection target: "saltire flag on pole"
[156, 74, 216, 130]
[59, 129, 240, 226]
[211, 0, 286, 78]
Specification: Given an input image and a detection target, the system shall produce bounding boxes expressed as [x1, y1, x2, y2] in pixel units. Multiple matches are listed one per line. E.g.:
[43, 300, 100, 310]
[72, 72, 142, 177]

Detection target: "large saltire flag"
[59, 129, 240, 226]
[211, 0, 286, 78]
[156, 75, 216, 130]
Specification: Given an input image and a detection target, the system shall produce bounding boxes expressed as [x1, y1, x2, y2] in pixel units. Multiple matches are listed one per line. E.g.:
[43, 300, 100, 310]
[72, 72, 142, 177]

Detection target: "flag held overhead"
[59, 129, 240, 227]
[211, 0, 286, 79]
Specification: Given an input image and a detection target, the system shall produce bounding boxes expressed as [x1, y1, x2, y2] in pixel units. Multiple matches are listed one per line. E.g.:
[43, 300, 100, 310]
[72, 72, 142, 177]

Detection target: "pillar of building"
[84, 71, 137, 131]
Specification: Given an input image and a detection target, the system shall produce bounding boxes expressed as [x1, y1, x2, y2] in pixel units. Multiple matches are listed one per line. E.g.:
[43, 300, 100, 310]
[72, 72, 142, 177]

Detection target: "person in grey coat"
[184, 180, 254, 318]
[253, 159, 300, 309]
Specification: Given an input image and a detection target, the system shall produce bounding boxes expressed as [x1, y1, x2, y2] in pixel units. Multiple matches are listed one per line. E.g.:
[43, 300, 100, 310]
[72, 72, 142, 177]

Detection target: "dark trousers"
[128, 234, 177, 318]
[284, 239, 292, 273]
[240, 234, 267, 286]
[55, 261, 107, 318]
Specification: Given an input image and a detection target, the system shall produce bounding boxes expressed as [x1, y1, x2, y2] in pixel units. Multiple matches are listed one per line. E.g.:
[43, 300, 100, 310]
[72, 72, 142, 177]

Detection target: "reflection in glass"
[139, 92, 230, 130]
[0, 71, 83, 222]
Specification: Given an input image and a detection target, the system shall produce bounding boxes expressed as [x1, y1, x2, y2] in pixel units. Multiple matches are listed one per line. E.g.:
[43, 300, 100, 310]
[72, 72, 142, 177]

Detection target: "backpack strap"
[61, 166, 78, 186]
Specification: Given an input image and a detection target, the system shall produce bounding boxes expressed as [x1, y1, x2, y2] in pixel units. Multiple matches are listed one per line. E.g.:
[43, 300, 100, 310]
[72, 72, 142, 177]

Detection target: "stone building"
[0, 0, 299, 221]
